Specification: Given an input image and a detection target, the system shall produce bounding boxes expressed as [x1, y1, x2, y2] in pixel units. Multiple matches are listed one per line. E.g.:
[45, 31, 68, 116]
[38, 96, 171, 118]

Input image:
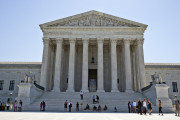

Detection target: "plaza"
[0, 112, 179, 120]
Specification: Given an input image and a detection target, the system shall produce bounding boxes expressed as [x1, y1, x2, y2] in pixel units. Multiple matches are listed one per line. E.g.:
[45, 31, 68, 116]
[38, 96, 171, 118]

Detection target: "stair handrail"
[33, 81, 45, 91]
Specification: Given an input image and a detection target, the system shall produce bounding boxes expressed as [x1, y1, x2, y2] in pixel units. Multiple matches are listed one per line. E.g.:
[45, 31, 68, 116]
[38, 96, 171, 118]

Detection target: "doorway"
[88, 69, 97, 92]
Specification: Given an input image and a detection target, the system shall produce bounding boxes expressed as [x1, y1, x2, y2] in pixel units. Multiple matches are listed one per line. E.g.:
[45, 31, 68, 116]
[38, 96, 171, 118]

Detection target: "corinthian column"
[66, 38, 76, 92]
[40, 37, 50, 90]
[53, 38, 63, 92]
[132, 45, 137, 91]
[124, 39, 133, 92]
[137, 39, 146, 89]
[97, 38, 105, 92]
[110, 39, 119, 92]
[81, 38, 89, 92]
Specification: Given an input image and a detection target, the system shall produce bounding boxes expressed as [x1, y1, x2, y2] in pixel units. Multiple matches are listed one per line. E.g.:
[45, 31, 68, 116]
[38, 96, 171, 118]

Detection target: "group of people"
[13, 100, 23, 112]
[64, 100, 72, 112]
[128, 98, 159, 115]
[92, 95, 99, 104]
[40, 101, 46, 111]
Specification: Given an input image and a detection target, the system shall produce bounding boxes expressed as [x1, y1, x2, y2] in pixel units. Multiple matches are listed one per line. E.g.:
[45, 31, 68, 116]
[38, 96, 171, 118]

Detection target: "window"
[9, 80, 15, 91]
[0, 80, 4, 90]
[172, 82, 178, 92]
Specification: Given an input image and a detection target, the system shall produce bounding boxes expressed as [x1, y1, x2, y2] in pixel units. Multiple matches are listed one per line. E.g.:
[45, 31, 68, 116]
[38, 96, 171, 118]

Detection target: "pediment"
[40, 10, 147, 28]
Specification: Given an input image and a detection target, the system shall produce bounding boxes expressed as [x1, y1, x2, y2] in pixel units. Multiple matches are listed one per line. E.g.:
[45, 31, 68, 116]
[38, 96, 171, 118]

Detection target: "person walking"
[19, 100, 23, 112]
[76, 102, 79, 111]
[80, 91, 83, 100]
[174, 95, 179, 116]
[147, 99, 152, 115]
[42, 101, 46, 111]
[138, 99, 142, 115]
[143, 99, 147, 115]
[69, 101, 72, 112]
[128, 101, 131, 113]
[64, 100, 68, 112]
[158, 100, 163, 115]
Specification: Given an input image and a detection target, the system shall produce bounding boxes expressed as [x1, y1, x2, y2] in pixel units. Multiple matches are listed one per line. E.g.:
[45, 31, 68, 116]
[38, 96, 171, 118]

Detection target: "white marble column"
[97, 39, 105, 92]
[53, 39, 63, 92]
[137, 39, 146, 90]
[132, 45, 137, 92]
[81, 38, 89, 92]
[124, 39, 133, 92]
[66, 38, 76, 92]
[110, 39, 119, 92]
[40, 38, 50, 90]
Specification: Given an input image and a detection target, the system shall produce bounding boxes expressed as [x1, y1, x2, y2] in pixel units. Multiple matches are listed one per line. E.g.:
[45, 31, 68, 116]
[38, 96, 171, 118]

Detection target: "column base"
[97, 90, 105, 92]
[52, 88, 60, 92]
[111, 89, 119, 92]
[125, 89, 134, 93]
[81, 89, 89, 93]
[66, 89, 75, 92]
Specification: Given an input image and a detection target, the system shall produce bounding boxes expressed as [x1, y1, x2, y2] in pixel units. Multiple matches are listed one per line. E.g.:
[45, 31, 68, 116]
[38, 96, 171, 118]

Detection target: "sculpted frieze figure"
[151, 72, 163, 84]
[48, 14, 138, 27]
[23, 72, 35, 83]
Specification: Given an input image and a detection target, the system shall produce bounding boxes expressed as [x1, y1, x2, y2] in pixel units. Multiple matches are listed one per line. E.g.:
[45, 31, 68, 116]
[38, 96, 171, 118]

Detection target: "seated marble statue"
[151, 72, 162, 84]
[23, 72, 35, 83]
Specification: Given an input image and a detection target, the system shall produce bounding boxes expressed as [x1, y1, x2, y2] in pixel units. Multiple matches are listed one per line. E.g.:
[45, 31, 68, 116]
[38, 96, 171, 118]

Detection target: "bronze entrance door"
[88, 69, 97, 92]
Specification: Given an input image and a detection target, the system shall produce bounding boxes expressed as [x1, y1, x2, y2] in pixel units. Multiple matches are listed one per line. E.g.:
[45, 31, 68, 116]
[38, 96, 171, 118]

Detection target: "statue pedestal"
[155, 84, 172, 107]
[15, 83, 43, 105]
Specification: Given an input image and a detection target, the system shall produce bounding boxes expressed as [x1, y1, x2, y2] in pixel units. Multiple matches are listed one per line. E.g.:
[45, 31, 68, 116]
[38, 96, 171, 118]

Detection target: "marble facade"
[39, 10, 147, 92]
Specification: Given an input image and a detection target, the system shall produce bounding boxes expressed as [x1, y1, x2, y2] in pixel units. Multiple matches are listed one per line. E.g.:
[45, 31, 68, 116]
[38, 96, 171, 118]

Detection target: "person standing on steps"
[158, 100, 163, 115]
[76, 102, 79, 111]
[69, 101, 72, 112]
[80, 91, 83, 100]
[128, 101, 131, 113]
[142, 99, 147, 115]
[96, 95, 99, 103]
[42, 101, 46, 111]
[64, 100, 68, 112]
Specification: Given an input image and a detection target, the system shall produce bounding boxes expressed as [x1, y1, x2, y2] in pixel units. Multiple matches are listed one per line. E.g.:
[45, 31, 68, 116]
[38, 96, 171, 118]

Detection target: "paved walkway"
[0, 112, 179, 120]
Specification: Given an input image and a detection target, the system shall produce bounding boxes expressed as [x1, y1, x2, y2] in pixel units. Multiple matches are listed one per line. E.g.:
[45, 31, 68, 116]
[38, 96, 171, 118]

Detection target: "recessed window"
[0, 80, 4, 90]
[172, 82, 178, 92]
[9, 80, 15, 91]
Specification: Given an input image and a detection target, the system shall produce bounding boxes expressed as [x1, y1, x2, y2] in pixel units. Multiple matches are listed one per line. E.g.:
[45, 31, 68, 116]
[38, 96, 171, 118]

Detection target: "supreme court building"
[39, 10, 147, 93]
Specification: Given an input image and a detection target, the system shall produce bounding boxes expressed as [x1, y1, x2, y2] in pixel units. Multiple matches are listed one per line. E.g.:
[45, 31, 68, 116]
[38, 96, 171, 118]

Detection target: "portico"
[39, 10, 147, 92]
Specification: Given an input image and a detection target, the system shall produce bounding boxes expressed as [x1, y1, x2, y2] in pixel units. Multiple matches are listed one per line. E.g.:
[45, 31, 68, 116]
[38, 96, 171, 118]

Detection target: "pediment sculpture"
[48, 14, 139, 27]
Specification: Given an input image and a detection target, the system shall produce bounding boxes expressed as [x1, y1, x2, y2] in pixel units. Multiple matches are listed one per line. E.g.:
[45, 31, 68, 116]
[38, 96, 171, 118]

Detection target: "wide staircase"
[23, 91, 159, 112]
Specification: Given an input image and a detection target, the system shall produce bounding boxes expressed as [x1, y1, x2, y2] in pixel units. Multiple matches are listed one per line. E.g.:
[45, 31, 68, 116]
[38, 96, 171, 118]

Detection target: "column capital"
[82, 38, 89, 44]
[69, 38, 76, 44]
[110, 38, 117, 44]
[97, 38, 104, 44]
[123, 39, 131, 45]
[43, 37, 49, 44]
[136, 39, 144, 45]
[56, 38, 63, 44]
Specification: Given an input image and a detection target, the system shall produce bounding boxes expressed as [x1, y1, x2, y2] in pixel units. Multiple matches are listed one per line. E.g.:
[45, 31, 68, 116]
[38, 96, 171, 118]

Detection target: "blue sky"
[0, 0, 180, 63]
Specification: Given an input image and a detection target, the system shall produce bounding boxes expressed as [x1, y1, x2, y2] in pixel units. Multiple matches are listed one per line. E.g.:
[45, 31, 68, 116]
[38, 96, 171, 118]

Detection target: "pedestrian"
[14, 100, 18, 112]
[40, 102, 43, 111]
[69, 101, 72, 112]
[158, 100, 163, 115]
[174, 95, 179, 116]
[76, 102, 79, 111]
[138, 99, 142, 115]
[42, 101, 46, 111]
[92, 95, 96, 104]
[18, 101, 22, 112]
[64, 100, 68, 112]
[96, 95, 99, 103]
[143, 99, 147, 115]
[133, 101, 136, 113]
[114, 106, 117, 112]
[80, 91, 83, 100]
[19, 100, 23, 112]
[128, 101, 131, 113]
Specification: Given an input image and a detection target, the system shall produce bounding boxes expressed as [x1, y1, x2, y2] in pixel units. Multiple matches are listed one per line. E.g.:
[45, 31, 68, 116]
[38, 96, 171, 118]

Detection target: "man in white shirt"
[80, 91, 83, 100]
[143, 99, 147, 115]
[133, 101, 136, 113]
